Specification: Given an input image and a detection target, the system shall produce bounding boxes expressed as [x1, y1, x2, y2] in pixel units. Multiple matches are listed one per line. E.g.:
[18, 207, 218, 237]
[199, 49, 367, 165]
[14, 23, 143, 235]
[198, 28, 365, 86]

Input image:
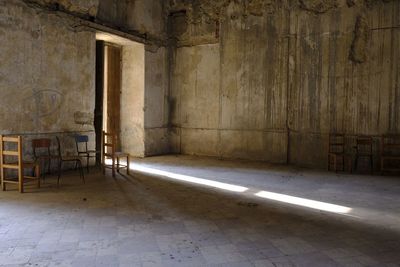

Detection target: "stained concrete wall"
[144, 46, 170, 156]
[121, 43, 145, 157]
[0, 0, 170, 162]
[0, 0, 96, 161]
[97, 0, 166, 40]
[169, 0, 400, 168]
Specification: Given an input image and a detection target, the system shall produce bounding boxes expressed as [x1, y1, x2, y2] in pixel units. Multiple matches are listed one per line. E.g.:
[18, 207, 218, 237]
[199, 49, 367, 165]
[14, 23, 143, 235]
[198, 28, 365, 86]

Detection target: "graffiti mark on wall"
[24, 89, 63, 117]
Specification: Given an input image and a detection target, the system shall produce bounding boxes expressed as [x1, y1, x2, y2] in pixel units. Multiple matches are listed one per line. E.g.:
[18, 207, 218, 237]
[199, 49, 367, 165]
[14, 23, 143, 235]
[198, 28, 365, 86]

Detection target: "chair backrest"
[75, 135, 89, 153]
[1, 135, 23, 180]
[55, 136, 63, 158]
[32, 138, 51, 158]
[329, 133, 345, 154]
[356, 136, 373, 155]
[381, 135, 400, 156]
[102, 131, 116, 156]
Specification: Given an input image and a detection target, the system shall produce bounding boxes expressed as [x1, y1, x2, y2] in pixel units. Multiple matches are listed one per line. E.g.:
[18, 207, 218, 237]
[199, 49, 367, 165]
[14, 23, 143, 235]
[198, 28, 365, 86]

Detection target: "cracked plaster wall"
[0, 0, 170, 163]
[0, 0, 96, 161]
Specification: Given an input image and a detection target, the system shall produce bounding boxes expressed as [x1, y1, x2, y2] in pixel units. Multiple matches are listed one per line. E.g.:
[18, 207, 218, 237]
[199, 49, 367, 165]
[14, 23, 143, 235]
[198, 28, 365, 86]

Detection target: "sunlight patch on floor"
[131, 164, 248, 192]
[127, 162, 353, 214]
[255, 190, 352, 214]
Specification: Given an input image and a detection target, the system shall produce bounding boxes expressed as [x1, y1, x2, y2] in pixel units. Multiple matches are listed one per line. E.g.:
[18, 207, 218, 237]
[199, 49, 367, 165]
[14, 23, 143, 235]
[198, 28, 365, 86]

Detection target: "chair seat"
[115, 152, 129, 157]
[329, 152, 352, 156]
[381, 155, 400, 159]
[4, 161, 39, 168]
[35, 155, 60, 160]
[356, 153, 373, 156]
[62, 156, 81, 161]
[23, 161, 40, 167]
[78, 150, 100, 155]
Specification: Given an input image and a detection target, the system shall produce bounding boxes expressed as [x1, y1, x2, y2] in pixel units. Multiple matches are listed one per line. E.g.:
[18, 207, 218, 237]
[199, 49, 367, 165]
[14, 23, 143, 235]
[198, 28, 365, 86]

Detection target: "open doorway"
[95, 32, 146, 158]
[94, 41, 122, 160]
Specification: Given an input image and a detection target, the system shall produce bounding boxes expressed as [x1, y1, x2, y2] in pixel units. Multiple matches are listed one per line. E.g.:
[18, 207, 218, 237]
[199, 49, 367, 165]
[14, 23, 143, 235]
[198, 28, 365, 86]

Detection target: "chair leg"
[348, 157, 353, 173]
[117, 157, 120, 173]
[57, 160, 62, 187]
[1, 173, 5, 191]
[42, 160, 46, 181]
[48, 159, 51, 175]
[87, 154, 90, 173]
[79, 160, 85, 184]
[127, 155, 130, 175]
[355, 156, 359, 172]
[112, 157, 115, 178]
[19, 172, 23, 194]
[334, 156, 337, 173]
[370, 156, 373, 174]
[102, 158, 105, 175]
[36, 165, 40, 188]
[327, 155, 330, 171]
[342, 155, 346, 171]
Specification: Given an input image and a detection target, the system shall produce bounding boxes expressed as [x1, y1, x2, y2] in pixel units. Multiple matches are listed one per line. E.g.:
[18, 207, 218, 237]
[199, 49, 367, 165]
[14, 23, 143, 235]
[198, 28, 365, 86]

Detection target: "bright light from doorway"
[131, 165, 248, 193]
[255, 191, 352, 214]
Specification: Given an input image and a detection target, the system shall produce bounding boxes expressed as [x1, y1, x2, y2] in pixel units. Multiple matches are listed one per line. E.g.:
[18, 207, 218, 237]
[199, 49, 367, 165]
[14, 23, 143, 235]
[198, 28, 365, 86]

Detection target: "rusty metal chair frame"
[32, 138, 60, 179]
[75, 135, 100, 173]
[56, 136, 85, 186]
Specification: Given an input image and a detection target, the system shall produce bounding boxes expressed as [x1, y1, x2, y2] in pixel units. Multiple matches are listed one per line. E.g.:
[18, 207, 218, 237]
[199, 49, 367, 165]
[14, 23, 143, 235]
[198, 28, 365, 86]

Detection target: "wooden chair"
[56, 136, 84, 186]
[328, 133, 352, 172]
[355, 136, 373, 174]
[32, 138, 60, 179]
[0, 135, 40, 193]
[75, 135, 100, 172]
[381, 135, 400, 174]
[102, 131, 130, 177]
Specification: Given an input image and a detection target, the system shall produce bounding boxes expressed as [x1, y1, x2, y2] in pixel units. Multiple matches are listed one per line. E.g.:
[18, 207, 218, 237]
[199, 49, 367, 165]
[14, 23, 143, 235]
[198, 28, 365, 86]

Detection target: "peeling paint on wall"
[24, 0, 99, 17]
[299, 0, 338, 14]
[0, 0, 95, 133]
[349, 14, 369, 63]
[74, 111, 94, 125]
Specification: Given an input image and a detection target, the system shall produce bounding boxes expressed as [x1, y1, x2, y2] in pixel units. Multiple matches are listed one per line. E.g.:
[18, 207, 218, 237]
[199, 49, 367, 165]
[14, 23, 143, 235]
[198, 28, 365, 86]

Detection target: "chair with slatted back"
[75, 135, 100, 172]
[101, 131, 130, 177]
[55, 136, 84, 186]
[355, 136, 373, 174]
[32, 138, 60, 179]
[1, 135, 40, 193]
[328, 133, 352, 172]
[381, 135, 400, 174]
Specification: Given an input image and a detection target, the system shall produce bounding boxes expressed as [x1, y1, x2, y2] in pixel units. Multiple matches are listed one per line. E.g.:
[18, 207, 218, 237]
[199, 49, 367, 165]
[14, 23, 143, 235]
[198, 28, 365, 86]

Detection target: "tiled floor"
[0, 155, 399, 267]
